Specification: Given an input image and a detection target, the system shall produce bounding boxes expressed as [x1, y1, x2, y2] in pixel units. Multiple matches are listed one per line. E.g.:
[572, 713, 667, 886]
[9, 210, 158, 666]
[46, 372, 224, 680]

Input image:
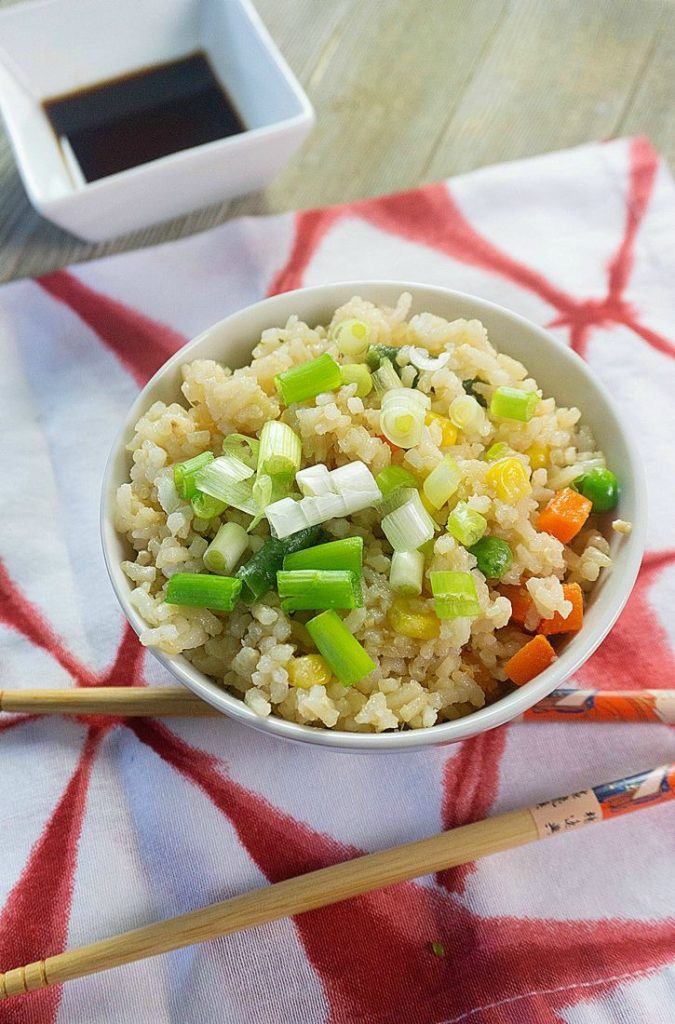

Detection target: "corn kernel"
[288, 654, 332, 689]
[425, 411, 458, 447]
[486, 457, 531, 503]
[388, 597, 440, 640]
[526, 444, 549, 471]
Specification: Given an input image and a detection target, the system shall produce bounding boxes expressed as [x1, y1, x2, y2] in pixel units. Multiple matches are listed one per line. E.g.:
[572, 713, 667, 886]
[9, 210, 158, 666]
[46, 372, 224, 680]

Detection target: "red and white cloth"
[1, 137, 674, 1024]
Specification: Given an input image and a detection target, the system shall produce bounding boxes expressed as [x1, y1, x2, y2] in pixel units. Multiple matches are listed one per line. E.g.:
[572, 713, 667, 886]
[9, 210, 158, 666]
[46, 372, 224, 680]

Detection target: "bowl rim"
[101, 280, 646, 751]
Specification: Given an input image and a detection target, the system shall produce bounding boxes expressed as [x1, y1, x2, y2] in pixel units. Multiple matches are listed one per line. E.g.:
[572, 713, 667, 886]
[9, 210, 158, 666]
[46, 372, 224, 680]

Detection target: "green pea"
[468, 536, 513, 579]
[572, 468, 619, 512]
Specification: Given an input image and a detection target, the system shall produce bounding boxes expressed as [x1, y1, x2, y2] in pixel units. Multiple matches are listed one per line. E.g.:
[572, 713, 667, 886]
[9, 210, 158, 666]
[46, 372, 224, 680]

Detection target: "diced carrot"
[374, 433, 400, 452]
[498, 584, 534, 626]
[538, 583, 584, 635]
[504, 634, 556, 686]
[537, 487, 592, 543]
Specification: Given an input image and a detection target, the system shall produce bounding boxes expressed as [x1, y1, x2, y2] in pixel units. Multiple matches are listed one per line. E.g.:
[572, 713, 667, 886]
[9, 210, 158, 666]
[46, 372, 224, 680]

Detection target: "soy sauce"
[43, 52, 246, 183]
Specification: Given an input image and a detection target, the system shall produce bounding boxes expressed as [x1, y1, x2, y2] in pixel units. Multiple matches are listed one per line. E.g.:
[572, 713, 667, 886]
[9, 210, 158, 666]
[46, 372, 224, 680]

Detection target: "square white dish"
[0, 0, 314, 241]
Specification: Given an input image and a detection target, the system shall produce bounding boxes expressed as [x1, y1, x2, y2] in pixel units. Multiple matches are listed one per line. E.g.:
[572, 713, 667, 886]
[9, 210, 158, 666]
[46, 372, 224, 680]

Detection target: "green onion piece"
[331, 318, 371, 359]
[389, 550, 424, 596]
[430, 570, 480, 619]
[376, 465, 419, 496]
[431, 942, 446, 958]
[490, 386, 539, 422]
[446, 501, 487, 547]
[572, 467, 619, 512]
[462, 377, 488, 408]
[468, 536, 513, 579]
[222, 433, 260, 470]
[423, 456, 461, 509]
[258, 420, 302, 480]
[277, 569, 362, 612]
[235, 526, 322, 602]
[306, 609, 376, 686]
[190, 492, 227, 520]
[382, 491, 436, 552]
[449, 395, 485, 433]
[203, 522, 249, 575]
[195, 455, 256, 514]
[380, 387, 430, 447]
[366, 344, 402, 371]
[165, 573, 241, 611]
[283, 536, 363, 576]
[174, 451, 214, 500]
[275, 354, 342, 405]
[378, 485, 419, 518]
[484, 442, 512, 462]
[372, 358, 402, 394]
[340, 363, 373, 397]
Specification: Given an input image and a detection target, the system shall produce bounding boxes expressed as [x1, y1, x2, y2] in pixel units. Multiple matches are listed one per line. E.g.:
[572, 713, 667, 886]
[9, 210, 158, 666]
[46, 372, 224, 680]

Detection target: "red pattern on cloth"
[0, 138, 674, 1023]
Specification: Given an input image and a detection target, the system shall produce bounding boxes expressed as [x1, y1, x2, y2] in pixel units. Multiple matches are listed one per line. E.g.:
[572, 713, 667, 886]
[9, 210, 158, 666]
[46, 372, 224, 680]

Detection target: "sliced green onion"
[195, 455, 256, 514]
[296, 464, 334, 497]
[489, 386, 539, 422]
[283, 536, 363, 576]
[430, 570, 480, 619]
[389, 549, 424, 596]
[376, 465, 419, 496]
[378, 485, 418, 518]
[267, 495, 342, 537]
[446, 501, 487, 547]
[468, 536, 512, 579]
[484, 442, 512, 462]
[267, 461, 380, 538]
[165, 573, 241, 611]
[331, 318, 371, 359]
[382, 491, 436, 552]
[423, 455, 461, 510]
[372, 358, 402, 394]
[366, 344, 402, 371]
[222, 434, 260, 470]
[380, 387, 430, 448]
[331, 462, 382, 512]
[248, 473, 290, 531]
[235, 526, 322, 602]
[275, 354, 342, 405]
[449, 395, 485, 433]
[306, 609, 376, 686]
[340, 363, 373, 397]
[572, 467, 619, 512]
[174, 451, 214, 500]
[408, 348, 450, 371]
[203, 522, 249, 575]
[190, 492, 227, 520]
[258, 420, 302, 480]
[277, 569, 362, 612]
[462, 377, 488, 408]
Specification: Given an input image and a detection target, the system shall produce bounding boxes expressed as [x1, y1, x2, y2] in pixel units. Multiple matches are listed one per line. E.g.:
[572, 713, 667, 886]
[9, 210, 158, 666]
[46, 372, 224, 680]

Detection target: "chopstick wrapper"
[0, 137, 674, 1023]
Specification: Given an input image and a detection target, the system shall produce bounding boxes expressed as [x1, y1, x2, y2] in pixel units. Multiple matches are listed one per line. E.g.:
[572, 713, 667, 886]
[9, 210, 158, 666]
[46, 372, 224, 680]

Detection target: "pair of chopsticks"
[1, 761, 673, 1000]
[1, 687, 674, 723]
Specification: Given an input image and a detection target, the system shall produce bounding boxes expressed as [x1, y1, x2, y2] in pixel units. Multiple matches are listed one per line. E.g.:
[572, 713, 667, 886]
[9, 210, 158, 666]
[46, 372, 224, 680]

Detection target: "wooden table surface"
[0, 0, 673, 284]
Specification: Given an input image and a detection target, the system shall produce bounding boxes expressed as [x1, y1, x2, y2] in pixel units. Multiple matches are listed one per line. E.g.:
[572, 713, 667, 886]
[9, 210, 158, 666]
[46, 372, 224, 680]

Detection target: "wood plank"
[0, 0, 671, 283]
[424, 0, 669, 180]
[617, 7, 675, 169]
[261, 0, 508, 208]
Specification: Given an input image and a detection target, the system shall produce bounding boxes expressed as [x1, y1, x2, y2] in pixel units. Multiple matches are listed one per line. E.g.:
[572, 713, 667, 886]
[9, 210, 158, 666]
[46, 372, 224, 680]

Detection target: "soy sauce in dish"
[43, 52, 246, 183]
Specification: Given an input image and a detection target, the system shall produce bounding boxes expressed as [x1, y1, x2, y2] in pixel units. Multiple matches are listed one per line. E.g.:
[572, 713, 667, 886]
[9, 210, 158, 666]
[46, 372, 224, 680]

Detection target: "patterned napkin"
[0, 137, 674, 1024]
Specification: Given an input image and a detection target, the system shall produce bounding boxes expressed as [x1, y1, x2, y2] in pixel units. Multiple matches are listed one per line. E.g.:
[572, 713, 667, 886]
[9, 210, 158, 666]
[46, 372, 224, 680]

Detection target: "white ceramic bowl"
[101, 282, 646, 752]
[0, 0, 314, 241]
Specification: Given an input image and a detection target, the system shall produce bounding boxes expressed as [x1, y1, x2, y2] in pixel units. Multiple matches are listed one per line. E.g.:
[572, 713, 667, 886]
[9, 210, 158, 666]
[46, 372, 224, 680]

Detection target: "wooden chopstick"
[1, 762, 673, 1001]
[0, 687, 220, 717]
[1, 687, 673, 723]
